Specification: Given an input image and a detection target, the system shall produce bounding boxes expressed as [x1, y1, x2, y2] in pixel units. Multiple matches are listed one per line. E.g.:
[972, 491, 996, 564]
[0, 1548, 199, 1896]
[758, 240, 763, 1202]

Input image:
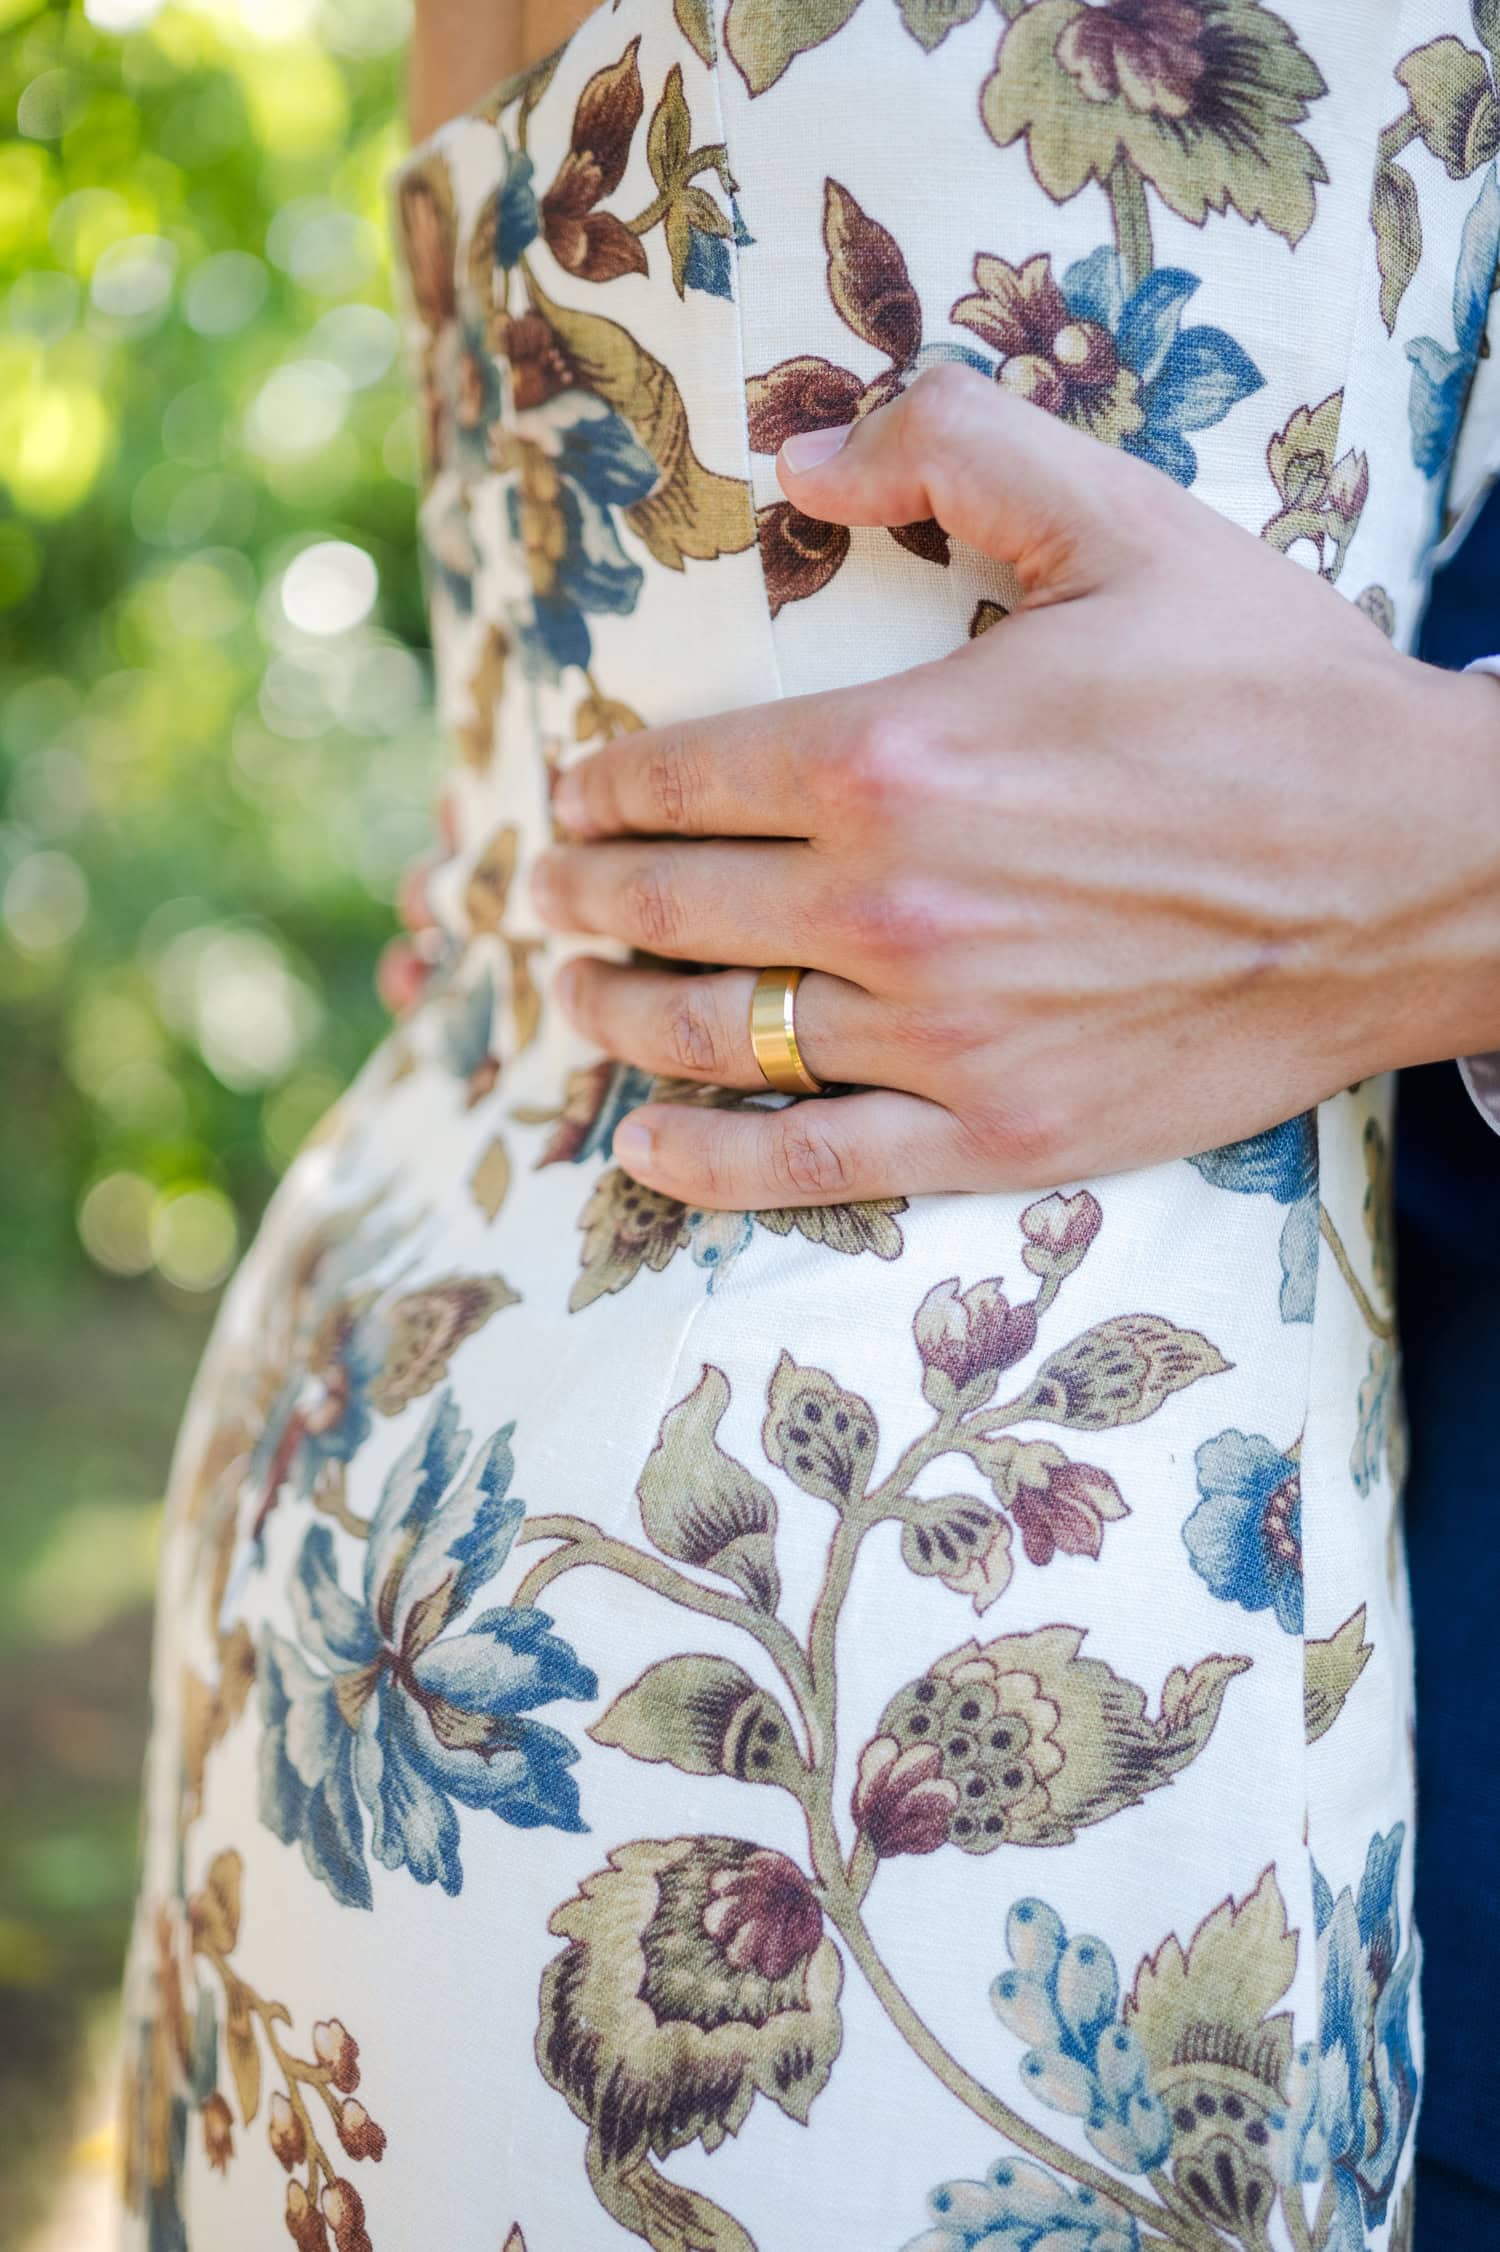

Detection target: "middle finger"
[530, 838, 837, 968]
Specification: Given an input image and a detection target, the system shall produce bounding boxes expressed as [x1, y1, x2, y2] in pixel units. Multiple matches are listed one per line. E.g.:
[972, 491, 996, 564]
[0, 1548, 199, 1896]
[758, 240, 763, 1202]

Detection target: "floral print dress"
[118, 5, 1500, 2250]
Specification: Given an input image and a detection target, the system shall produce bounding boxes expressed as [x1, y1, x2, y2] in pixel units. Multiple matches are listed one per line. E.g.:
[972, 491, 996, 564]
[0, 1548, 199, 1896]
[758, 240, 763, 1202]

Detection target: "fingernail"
[780, 423, 853, 474]
[612, 1115, 653, 1172]
[553, 769, 591, 838]
[529, 854, 561, 919]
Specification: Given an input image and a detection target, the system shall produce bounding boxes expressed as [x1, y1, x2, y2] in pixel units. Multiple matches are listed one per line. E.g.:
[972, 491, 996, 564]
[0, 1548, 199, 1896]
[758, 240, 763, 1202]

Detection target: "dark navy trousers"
[1400, 491, 1500, 2246]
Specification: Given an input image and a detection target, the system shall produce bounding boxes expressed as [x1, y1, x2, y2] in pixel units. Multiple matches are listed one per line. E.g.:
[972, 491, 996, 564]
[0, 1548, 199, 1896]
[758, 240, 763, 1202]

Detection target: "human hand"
[530, 365, 1500, 1210]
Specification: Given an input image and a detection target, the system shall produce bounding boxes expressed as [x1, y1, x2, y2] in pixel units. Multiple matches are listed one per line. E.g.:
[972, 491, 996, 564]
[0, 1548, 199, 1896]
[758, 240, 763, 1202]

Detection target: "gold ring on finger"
[749, 966, 826, 1096]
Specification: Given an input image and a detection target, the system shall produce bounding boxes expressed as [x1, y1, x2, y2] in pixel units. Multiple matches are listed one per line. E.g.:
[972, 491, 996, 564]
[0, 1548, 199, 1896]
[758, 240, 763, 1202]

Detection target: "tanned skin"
[409, 0, 602, 141]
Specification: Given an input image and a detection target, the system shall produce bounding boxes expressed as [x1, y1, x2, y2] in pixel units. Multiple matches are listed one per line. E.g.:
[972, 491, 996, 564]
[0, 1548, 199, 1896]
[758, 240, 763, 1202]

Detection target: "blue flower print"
[990, 1898, 1172, 2175]
[686, 1204, 755, 1286]
[1059, 248, 1265, 486]
[903, 2155, 1138, 2252]
[682, 221, 733, 298]
[504, 388, 658, 675]
[242, 1202, 410, 1528]
[1350, 1336, 1400, 1500]
[143, 2098, 189, 2252]
[1185, 1429, 1303, 1634]
[496, 144, 540, 268]
[1286, 1828, 1419, 2252]
[1188, 1114, 1317, 1205]
[448, 321, 504, 473]
[420, 482, 481, 617]
[1408, 165, 1500, 480]
[1187, 1113, 1318, 1324]
[259, 1391, 596, 1908]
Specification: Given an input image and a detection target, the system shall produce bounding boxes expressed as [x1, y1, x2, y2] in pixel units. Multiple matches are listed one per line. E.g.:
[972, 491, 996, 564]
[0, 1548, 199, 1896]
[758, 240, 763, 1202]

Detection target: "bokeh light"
[2, 4, 434, 2232]
[149, 1182, 238, 1290]
[280, 537, 377, 634]
[76, 1170, 154, 1274]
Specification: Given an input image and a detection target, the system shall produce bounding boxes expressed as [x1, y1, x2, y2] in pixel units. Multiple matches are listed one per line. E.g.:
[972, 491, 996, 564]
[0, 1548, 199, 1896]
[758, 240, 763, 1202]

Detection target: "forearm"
[408, 1, 524, 144]
[407, 1, 597, 143]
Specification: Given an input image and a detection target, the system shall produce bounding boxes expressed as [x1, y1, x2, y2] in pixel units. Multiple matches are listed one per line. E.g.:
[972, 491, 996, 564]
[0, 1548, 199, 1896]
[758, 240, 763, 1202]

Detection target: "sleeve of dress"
[1456, 652, 1500, 1137]
[1441, 216, 1500, 561]
[1433, 202, 1500, 1132]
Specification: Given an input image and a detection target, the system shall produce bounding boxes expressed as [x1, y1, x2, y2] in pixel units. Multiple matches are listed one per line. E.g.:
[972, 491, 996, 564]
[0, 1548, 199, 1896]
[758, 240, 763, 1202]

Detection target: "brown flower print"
[1057, 0, 1208, 114]
[396, 157, 458, 334]
[397, 155, 461, 474]
[1019, 1187, 1104, 1280]
[747, 179, 949, 612]
[201, 2090, 234, 2172]
[563, 1079, 905, 1307]
[915, 1274, 1039, 1412]
[489, 307, 574, 413]
[874, 1624, 1248, 1853]
[852, 1736, 960, 1857]
[536, 40, 649, 282]
[951, 251, 1146, 444]
[982, 0, 1329, 248]
[125, 1855, 389, 2252]
[536, 1835, 843, 2238]
[994, 1440, 1129, 1567]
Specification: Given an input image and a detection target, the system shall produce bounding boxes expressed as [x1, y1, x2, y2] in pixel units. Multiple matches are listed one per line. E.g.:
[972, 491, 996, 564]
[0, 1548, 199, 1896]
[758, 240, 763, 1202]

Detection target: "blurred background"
[0, 0, 440, 2242]
[2, 3, 1499, 2246]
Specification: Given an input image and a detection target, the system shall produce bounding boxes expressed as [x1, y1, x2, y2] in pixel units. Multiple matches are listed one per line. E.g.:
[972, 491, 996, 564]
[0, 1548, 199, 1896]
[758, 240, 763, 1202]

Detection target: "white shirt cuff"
[1459, 656, 1500, 1134]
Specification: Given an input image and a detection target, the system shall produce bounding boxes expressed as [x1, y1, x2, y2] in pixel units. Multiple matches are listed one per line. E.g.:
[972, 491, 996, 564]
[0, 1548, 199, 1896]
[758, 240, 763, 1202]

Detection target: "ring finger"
[554, 957, 896, 1094]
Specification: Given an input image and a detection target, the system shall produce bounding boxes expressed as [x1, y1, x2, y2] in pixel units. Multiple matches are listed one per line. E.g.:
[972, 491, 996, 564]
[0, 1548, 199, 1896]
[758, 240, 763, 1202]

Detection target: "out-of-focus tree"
[1, 0, 435, 1309]
[0, 5, 433, 2236]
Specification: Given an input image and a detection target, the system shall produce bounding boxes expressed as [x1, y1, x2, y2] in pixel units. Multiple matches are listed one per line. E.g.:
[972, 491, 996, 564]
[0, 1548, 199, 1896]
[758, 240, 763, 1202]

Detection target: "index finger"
[551, 686, 862, 842]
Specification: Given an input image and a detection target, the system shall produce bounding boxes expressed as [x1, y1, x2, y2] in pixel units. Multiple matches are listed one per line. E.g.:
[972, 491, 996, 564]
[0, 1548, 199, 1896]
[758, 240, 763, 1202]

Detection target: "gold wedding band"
[749, 966, 825, 1096]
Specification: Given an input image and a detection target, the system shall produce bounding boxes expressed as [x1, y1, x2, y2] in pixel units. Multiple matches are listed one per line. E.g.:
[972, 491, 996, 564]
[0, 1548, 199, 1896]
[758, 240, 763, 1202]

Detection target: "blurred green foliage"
[0, 0, 434, 2234]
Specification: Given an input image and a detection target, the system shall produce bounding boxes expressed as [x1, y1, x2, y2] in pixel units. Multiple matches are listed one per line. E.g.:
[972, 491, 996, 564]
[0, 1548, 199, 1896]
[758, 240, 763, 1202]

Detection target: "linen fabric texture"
[119, 4, 1500, 2250]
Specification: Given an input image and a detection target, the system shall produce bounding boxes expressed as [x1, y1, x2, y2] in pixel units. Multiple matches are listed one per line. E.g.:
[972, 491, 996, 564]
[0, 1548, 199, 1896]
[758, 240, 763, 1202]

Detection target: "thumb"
[776, 363, 1156, 604]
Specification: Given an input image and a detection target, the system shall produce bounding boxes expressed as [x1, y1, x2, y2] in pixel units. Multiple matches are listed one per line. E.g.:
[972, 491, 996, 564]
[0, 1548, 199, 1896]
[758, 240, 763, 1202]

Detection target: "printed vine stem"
[198, 1944, 337, 2199]
[1318, 1204, 1395, 1340]
[519, 1265, 1227, 2244]
[1282, 2181, 1319, 2252]
[1377, 112, 1420, 164]
[792, 1369, 1231, 2251]
[513, 1514, 817, 1718]
[1107, 157, 1155, 297]
[310, 1465, 370, 1542]
[1311, 2177, 1337, 2246]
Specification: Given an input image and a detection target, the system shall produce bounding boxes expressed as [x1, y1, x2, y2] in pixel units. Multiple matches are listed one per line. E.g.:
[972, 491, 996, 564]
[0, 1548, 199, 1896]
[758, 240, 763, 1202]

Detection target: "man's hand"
[529, 365, 1500, 1210]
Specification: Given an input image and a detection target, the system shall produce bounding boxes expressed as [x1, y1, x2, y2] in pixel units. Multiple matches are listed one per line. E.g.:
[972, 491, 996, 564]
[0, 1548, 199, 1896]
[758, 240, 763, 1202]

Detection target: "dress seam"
[705, 0, 787, 706]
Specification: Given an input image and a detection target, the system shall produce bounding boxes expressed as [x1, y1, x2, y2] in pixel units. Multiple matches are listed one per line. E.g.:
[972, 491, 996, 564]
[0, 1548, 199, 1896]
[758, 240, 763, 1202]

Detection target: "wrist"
[1391, 659, 1500, 1064]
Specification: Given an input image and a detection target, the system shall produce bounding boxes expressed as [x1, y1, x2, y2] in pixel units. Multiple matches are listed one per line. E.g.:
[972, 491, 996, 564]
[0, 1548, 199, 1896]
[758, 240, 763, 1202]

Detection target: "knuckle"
[643, 735, 702, 832]
[822, 715, 919, 825]
[969, 1094, 1068, 1187]
[661, 990, 721, 1076]
[571, 756, 614, 831]
[694, 1117, 737, 1206]
[621, 858, 686, 950]
[889, 1001, 982, 1062]
[901, 361, 983, 448]
[835, 878, 947, 968]
[769, 1114, 851, 1200]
